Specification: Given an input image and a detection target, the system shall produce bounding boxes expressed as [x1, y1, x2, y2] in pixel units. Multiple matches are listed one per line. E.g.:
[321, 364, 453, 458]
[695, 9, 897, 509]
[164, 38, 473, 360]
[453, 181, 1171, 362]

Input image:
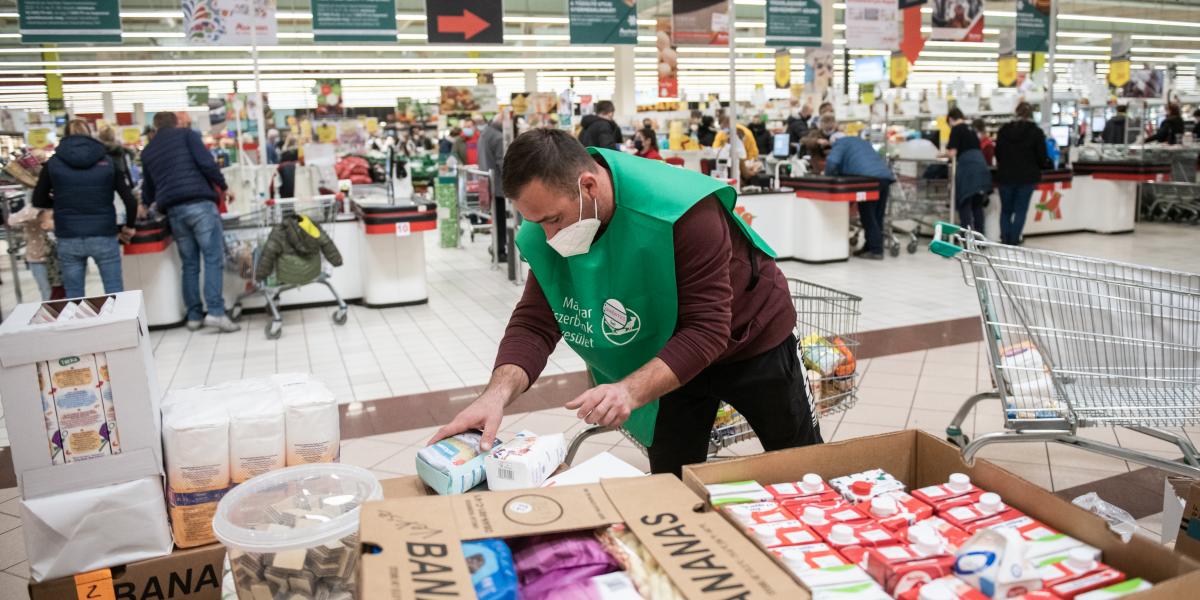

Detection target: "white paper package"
[22, 475, 173, 582]
[224, 380, 285, 483]
[275, 373, 340, 465]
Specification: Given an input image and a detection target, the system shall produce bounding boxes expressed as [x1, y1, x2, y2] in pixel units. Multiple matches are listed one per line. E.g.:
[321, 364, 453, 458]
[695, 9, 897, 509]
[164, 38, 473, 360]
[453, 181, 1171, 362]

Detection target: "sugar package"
[276, 373, 340, 465]
[416, 431, 492, 495]
[227, 381, 286, 483]
[462, 539, 518, 600]
[484, 431, 566, 490]
[44, 354, 115, 462]
[162, 388, 232, 547]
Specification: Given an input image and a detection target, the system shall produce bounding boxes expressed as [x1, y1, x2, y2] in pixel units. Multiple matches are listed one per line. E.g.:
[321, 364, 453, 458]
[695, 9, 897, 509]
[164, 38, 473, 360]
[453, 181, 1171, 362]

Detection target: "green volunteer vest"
[516, 147, 775, 447]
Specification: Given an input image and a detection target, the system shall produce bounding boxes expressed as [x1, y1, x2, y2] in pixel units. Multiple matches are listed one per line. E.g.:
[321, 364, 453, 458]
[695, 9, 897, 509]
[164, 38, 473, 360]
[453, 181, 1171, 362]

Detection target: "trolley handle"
[929, 221, 964, 258]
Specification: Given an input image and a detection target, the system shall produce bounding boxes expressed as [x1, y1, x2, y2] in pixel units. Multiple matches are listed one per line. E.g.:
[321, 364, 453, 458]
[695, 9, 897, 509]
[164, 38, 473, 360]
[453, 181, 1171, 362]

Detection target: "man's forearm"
[484, 364, 530, 407]
[619, 358, 681, 409]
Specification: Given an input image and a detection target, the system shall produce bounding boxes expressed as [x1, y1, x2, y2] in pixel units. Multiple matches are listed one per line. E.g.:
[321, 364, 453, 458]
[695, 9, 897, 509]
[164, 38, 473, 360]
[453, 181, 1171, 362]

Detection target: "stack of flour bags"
[161, 373, 341, 547]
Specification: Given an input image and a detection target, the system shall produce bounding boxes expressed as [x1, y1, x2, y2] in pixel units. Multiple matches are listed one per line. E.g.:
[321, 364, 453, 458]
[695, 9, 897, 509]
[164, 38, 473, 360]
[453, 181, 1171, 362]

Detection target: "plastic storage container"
[212, 463, 382, 600]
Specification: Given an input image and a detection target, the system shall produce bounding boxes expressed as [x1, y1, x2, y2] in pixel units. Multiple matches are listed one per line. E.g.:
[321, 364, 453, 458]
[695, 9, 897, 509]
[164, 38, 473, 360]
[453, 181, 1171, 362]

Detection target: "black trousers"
[493, 195, 508, 259]
[859, 181, 891, 255]
[648, 334, 823, 477]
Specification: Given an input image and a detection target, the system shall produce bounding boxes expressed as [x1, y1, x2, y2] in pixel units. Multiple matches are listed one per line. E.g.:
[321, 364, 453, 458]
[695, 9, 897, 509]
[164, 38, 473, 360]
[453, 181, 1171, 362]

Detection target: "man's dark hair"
[595, 100, 615, 116]
[152, 111, 178, 130]
[947, 107, 965, 121]
[971, 118, 986, 133]
[1117, 105, 1128, 114]
[639, 127, 657, 142]
[1168, 103, 1182, 117]
[502, 128, 596, 198]
[1015, 102, 1034, 120]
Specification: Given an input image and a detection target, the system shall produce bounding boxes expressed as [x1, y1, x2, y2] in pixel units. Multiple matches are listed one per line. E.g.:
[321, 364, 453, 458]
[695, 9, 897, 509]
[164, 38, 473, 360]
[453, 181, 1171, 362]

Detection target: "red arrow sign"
[901, 6, 925, 64]
[438, 9, 491, 40]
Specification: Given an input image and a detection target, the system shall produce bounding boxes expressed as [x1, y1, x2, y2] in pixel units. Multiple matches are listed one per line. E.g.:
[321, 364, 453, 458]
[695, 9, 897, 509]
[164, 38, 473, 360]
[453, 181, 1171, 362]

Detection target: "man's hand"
[428, 392, 506, 451]
[565, 383, 638, 428]
[136, 204, 149, 221]
[118, 226, 135, 244]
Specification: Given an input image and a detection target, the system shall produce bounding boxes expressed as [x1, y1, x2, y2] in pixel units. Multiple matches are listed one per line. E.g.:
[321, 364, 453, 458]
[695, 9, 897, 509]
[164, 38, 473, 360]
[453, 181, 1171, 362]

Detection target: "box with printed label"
[28, 543, 227, 600]
[358, 474, 806, 599]
[682, 429, 1200, 599]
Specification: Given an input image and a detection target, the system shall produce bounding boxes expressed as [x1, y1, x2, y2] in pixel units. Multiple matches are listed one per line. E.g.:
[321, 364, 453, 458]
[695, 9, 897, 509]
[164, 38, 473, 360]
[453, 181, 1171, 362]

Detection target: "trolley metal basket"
[889, 157, 953, 247]
[564, 277, 862, 465]
[930, 221, 1200, 478]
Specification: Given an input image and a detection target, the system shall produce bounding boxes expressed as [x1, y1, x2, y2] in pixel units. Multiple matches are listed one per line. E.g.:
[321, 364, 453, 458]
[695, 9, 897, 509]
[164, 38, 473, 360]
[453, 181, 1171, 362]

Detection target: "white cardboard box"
[0, 291, 165, 498]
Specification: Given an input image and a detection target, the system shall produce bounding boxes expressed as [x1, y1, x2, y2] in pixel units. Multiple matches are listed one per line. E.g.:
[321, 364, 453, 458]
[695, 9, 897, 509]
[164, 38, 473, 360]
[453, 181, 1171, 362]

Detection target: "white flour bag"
[274, 373, 340, 465]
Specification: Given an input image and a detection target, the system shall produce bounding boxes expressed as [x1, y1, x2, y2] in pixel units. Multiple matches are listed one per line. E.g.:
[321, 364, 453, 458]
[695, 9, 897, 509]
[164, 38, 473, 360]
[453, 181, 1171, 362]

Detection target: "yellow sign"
[890, 54, 909, 88]
[860, 84, 875, 105]
[27, 128, 50, 148]
[74, 569, 115, 600]
[365, 118, 379, 134]
[120, 127, 141, 145]
[1108, 59, 1131, 88]
[775, 49, 791, 89]
[936, 116, 951, 147]
[300, 119, 313, 142]
[316, 122, 337, 144]
[1031, 52, 1046, 73]
[998, 56, 1018, 88]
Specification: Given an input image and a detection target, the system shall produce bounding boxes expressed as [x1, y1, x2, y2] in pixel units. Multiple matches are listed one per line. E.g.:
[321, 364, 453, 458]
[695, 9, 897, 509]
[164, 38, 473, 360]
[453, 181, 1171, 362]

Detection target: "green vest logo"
[601, 299, 641, 346]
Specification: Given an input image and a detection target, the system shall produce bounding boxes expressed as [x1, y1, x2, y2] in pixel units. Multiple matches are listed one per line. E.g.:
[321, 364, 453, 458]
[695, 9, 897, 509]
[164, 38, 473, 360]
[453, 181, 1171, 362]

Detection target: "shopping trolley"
[889, 157, 954, 249]
[226, 195, 349, 339]
[564, 277, 862, 465]
[930, 222, 1200, 478]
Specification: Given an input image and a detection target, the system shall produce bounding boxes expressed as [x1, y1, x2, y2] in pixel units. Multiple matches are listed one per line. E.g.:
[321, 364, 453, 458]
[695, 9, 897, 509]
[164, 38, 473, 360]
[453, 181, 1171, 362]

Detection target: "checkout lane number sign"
[396, 222, 411, 236]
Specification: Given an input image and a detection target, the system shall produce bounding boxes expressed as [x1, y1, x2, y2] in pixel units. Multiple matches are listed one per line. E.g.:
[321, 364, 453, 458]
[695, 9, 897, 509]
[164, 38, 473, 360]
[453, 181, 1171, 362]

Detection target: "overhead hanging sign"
[183, 0, 277, 45]
[845, 0, 899, 50]
[890, 52, 909, 87]
[1109, 33, 1132, 89]
[775, 49, 792, 88]
[657, 18, 680, 98]
[440, 85, 499, 113]
[997, 28, 1017, 88]
[312, 0, 396, 42]
[1015, 0, 1049, 53]
[315, 79, 343, 118]
[765, 0, 823, 47]
[569, 0, 638, 45]
[805, 45, 835, 100]
[931, 0, 984, 42]
[673, 0, 729, 46]
[426, 0, 502, 44]
[187, 86, 209, 106]
[18, 0, 121, 43]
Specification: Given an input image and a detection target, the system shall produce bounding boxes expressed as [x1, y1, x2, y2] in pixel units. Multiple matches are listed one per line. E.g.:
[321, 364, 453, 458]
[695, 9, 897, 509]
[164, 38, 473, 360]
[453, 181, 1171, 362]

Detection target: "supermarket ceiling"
[0, 0, 1198, 113]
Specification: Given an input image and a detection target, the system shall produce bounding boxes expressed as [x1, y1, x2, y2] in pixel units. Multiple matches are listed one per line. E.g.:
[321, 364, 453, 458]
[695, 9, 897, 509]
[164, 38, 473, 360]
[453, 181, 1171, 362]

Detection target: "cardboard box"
[359, 474, 805, 599]
[1175, 481, 1200, 562]
[0, 292, 164, 497]
[28, 543, 227, 600]
[683, 430, 1200, 599]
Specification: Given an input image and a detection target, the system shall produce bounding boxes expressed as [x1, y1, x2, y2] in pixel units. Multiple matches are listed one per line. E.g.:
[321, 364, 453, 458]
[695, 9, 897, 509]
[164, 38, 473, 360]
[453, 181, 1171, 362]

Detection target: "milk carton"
[773, 542, 851, 573]
[798, 564, 877, 590]
[483, 431, 566, 490]
[767, 473, 841, 504]
[812, 522, 899, 564]
[896, 575, 989, 600]
[706, 480, 773, 505]
[953, 528, 1043, 598]
[811, 580, 892, 599]
[856, 492, 934, 530]
[899, 516, 972, 553]
[1037, 548, 1116, 589]
[788, 498, 871, 527]
[943, 493, 1023, 532]
[832, 469, 906, 503]
[980, 515, 1101, 562]
[1075, 578, 1151, 599]
[746, 520, 821, 548]
[723, 501, 794, 526]
[912, 473, 982, 511]
[863, 530, 955, 595]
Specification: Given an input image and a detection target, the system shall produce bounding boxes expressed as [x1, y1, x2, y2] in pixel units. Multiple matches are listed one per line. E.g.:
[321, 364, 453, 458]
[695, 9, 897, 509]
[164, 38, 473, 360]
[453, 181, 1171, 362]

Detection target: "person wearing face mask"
[463, 119, 483, 165]
[428, 129, 822, 477]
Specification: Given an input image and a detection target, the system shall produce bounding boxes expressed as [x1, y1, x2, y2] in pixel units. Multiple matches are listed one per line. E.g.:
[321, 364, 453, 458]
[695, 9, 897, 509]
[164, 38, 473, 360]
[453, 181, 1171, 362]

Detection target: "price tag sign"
[120, 126, 141, 145]
[74, 569, 115, 600]
[26, 128, 50, 148]
[396, 222, 412, 236]
[856, 191, 867, 201]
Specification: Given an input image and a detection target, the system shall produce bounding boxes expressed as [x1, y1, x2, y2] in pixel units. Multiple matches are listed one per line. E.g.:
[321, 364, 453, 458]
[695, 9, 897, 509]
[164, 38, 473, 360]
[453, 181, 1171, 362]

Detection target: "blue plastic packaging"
[462, 539, 519, 600]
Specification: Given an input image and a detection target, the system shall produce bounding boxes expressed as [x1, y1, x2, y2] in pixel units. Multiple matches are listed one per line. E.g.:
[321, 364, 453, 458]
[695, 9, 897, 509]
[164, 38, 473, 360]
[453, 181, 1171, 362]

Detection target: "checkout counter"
[352, 197, 437, 307]
[737, 175, 880, 263]
[121, 219, 186, 328]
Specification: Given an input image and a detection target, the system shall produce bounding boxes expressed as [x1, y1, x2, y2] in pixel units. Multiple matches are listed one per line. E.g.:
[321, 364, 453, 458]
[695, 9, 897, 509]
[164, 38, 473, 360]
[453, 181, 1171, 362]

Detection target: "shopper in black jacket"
[1101, 105, 1128, 145]
[577, 100, 623, 150]
[696, 115, 718, 147]
[994, 102, 1049, 245]
[1148, 104, 1185, 145]
[32, 119, 137, 298]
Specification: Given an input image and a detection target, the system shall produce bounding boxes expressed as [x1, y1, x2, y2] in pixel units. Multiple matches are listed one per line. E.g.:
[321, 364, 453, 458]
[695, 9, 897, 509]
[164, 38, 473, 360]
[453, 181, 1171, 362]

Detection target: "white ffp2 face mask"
[546, 178, 601, 258]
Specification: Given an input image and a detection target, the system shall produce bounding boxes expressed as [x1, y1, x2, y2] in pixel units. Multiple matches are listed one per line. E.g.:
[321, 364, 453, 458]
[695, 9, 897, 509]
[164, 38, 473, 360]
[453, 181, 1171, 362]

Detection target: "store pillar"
[524, 70, 538, 93]
[614, 45, 636, 119]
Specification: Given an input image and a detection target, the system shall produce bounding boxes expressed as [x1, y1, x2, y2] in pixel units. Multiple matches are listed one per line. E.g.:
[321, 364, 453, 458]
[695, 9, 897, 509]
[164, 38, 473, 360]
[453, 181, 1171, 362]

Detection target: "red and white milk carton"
[813, 521, 900, 560]
[787, 498, 870, 527]
[981, 515, 1101, 563]
[912, 473, 983, 511]
[1047, 568, 1127, 599]
[723, 501, 793, 526]
[864, 530, 956, 595]
[746, 520, 821, 548]
[896, 575, 989, 600]
[942, 492, 1023, 532]
[1039, 549, 1126, 599]
[900, 517, 972, 553]
[831, 469, 906, 503]
[767, 473, 841, 504]
[772, 542, 851, 573]
[856, 491, 935, 530]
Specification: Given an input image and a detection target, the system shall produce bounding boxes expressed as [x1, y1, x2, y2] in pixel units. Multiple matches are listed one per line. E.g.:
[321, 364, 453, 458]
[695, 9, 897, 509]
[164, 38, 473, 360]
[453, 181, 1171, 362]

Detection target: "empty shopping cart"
[930, 221, 1200, 478]
[564, 277, 862, 464]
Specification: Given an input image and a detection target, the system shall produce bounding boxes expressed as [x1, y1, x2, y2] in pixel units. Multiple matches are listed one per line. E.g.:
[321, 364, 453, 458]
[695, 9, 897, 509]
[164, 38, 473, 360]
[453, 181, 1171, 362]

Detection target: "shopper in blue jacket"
[822, 117, 895, 260]
[140, 111, 239, 332]
[32, 119, 138, 298]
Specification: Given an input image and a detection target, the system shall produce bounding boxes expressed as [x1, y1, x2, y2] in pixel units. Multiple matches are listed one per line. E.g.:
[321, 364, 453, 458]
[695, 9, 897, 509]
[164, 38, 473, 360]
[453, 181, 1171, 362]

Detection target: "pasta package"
[596, 525, 686, 600]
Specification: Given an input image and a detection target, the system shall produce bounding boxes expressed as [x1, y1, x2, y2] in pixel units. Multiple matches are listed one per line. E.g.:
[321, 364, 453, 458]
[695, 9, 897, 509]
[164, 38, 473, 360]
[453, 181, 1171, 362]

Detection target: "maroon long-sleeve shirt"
[495, 196, 796, 386]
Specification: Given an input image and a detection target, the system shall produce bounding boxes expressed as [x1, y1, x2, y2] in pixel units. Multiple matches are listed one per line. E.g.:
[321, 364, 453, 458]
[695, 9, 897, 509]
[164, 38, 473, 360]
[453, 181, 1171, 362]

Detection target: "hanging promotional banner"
[569, 0, 638, 45]
[805, 45, 835, 99]
[775, 49, 792, 88]
[426, 0, 502, 44]
[315, 80, 343, 117]
[312, 0, 396, 42]
[765, 0, 823, 47]
[845, 0, 899, 50]
[187, 86, 209, 106]
[183, 0, 277, 45]
[1109, 33, 1132, 89]
[18, 0, 121, 43]
[673, 0, 729, 46]
[890, 52, 909, 87]
[657, 18, 680, 97]
[931, 0, 984, 42]
[997, 28, 1017, 88]
[1015, 0, 1049, 53]
[440, 85, 499, 113]
[44, 52, 64, 113]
